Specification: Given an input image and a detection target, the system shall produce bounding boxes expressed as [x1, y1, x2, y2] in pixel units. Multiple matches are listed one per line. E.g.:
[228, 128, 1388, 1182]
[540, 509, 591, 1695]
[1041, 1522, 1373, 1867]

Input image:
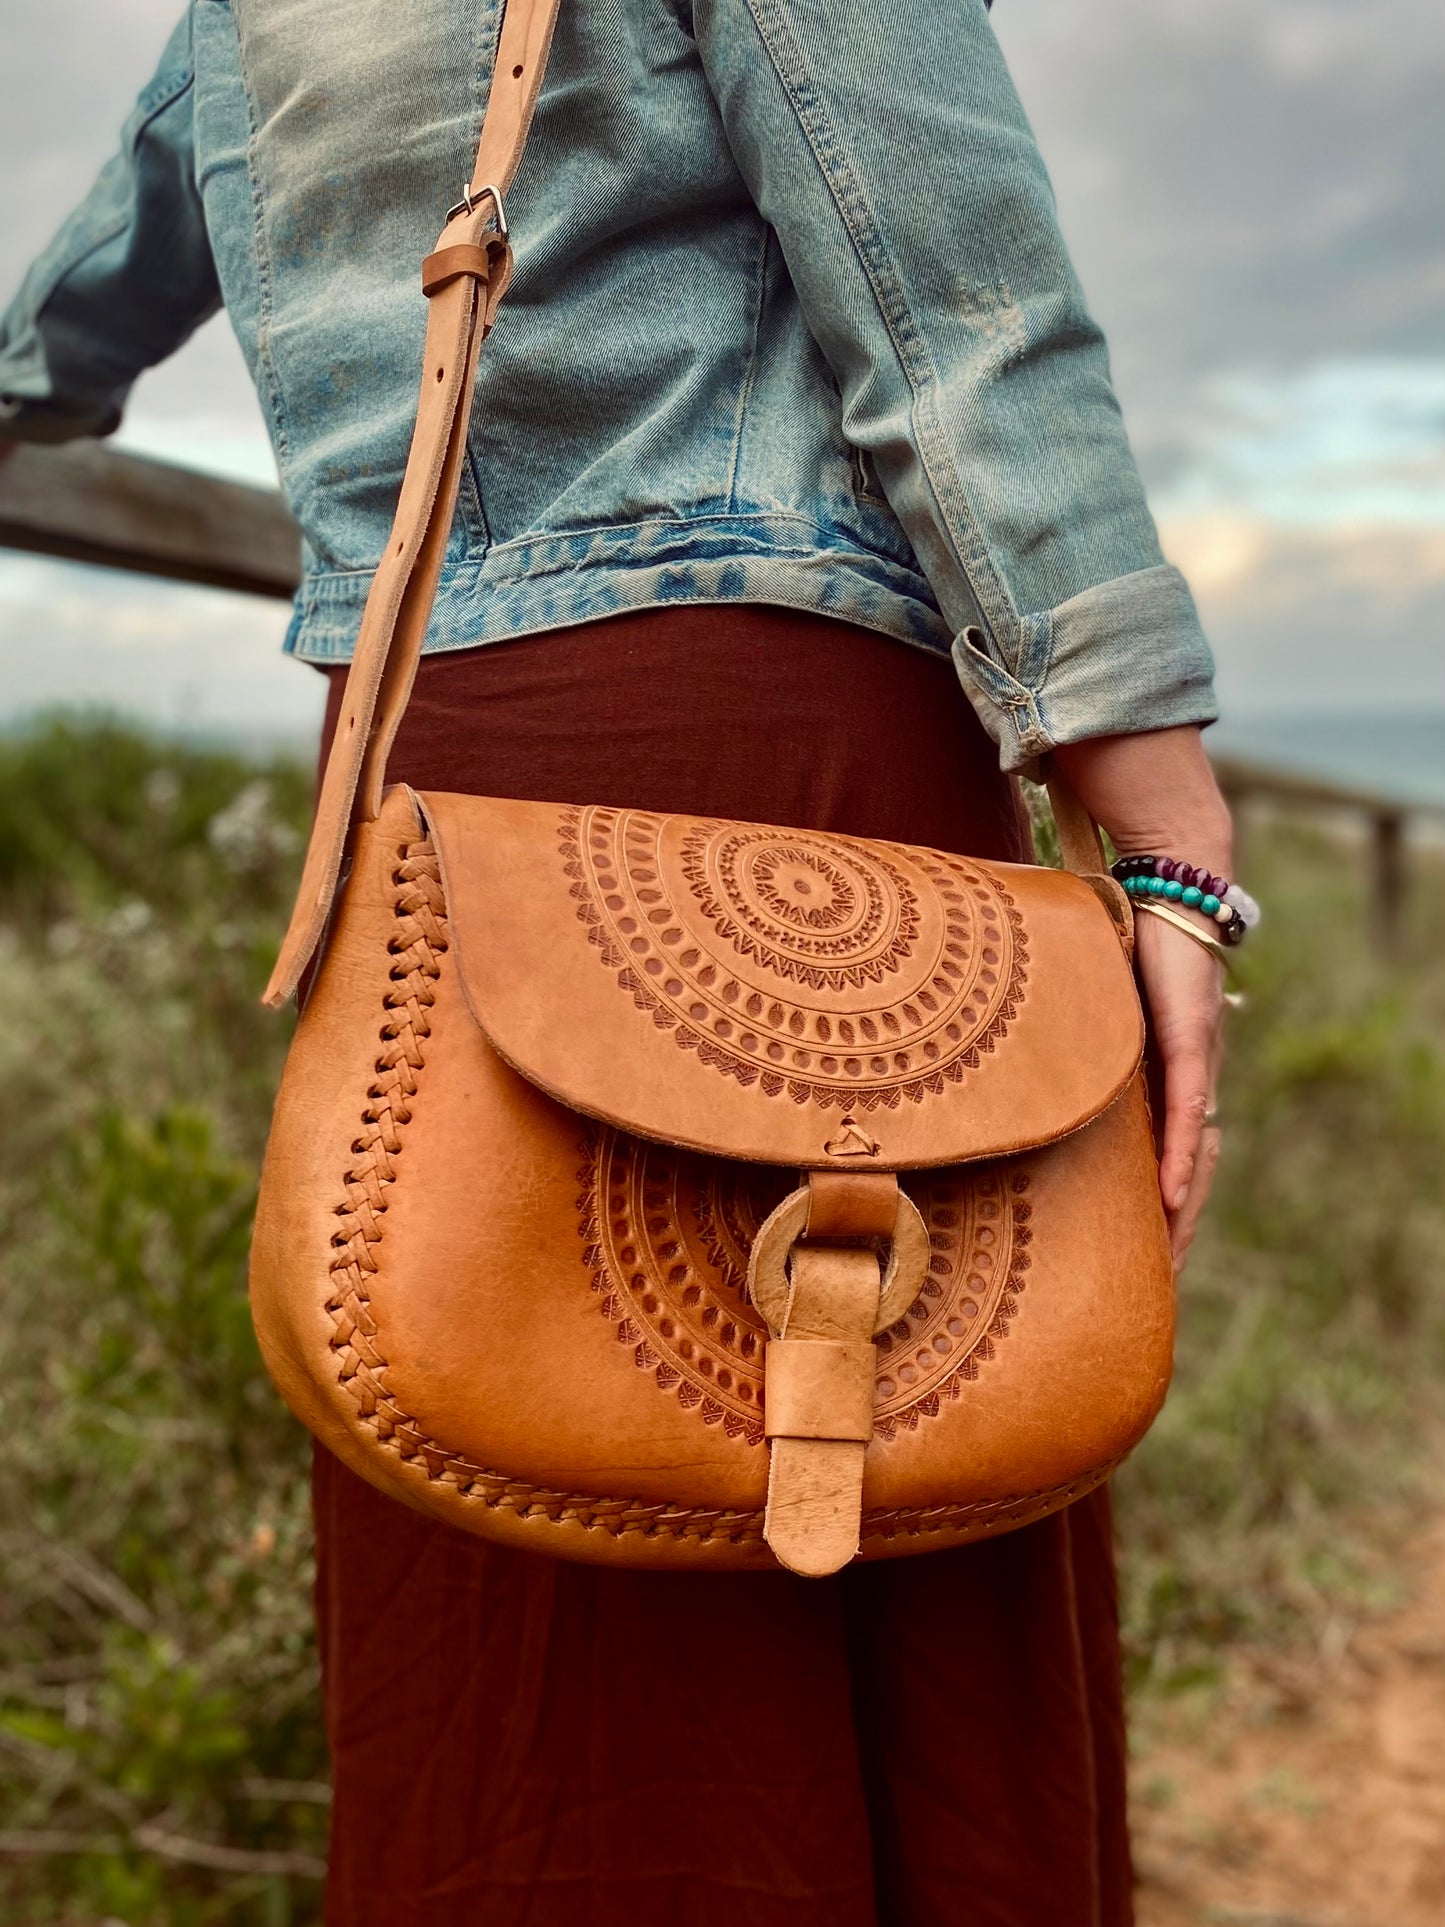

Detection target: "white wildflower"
[143, 767, 182, 812]
[207, 779, 301, 865]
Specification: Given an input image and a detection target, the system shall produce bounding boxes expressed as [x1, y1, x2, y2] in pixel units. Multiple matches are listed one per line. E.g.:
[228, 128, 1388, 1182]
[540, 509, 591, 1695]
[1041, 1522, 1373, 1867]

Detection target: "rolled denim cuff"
[951, 563, 1219, 778]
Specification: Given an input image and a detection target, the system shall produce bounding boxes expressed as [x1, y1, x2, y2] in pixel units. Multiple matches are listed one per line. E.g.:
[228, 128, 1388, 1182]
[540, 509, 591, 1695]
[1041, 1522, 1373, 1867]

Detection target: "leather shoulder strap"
[1047, 767, 1107, 873]
[264, 0, 1105, 1005]
[264, 0, 564, 1006]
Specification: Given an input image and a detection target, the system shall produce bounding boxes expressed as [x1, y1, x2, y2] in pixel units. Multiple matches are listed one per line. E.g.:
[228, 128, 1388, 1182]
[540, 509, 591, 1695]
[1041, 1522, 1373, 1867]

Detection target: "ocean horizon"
[1209, 710, 1445, 809]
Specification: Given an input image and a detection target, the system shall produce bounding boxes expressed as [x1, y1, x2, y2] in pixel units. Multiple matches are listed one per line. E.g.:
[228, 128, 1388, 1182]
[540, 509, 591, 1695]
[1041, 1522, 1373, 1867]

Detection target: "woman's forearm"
[1052, 724, 1233, 874]
[1053, 723, 1233, 1269]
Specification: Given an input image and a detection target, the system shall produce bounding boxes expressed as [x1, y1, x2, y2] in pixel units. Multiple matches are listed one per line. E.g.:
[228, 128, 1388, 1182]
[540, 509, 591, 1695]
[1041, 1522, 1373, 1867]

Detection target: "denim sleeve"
[0, 9, 218, 445]
[693, 0, 1218, 770]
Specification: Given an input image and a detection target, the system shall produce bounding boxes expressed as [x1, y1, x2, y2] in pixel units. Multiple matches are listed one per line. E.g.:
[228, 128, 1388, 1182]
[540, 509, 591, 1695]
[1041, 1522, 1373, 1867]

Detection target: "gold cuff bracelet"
[1131, 898, 1232, 969]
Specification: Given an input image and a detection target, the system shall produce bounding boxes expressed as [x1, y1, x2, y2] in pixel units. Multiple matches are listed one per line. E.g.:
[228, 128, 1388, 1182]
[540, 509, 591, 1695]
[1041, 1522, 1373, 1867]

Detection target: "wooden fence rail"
[1, 441, 1438, 950]
[0, 440, 299, 600]
[1210, 756, 1434, 954]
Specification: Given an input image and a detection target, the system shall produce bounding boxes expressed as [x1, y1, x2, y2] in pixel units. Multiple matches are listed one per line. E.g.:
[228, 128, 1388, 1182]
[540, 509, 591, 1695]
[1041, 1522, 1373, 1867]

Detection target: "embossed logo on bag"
[822, 1116, 882, 1158]
[559, 808, 1029, 1108]
[578, 1128, 1032, 1443]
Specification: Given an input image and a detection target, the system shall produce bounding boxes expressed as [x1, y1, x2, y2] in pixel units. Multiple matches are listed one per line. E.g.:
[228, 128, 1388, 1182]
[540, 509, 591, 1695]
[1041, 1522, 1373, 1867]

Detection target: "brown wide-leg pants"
[314, 605, 1133, 1927]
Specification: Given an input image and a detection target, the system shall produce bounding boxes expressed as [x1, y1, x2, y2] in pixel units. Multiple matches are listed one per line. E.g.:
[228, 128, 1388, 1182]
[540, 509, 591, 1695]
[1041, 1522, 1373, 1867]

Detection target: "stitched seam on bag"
[321, 836, 766, 1543]
[320, 837, 1112, 1546]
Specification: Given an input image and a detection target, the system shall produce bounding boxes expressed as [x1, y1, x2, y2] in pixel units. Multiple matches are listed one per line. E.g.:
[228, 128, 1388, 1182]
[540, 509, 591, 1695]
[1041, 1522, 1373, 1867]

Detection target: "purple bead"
[1208, 873, 1229, 899]
[1154, 857, 1171, 878]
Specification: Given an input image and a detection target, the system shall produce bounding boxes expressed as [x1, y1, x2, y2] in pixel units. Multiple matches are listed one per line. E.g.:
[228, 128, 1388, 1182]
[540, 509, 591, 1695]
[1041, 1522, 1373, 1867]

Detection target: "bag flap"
[417, 790, 1143, 1170]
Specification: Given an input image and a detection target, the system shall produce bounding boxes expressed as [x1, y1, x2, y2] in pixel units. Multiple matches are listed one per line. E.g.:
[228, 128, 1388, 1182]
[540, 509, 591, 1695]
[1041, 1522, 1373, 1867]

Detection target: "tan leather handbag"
[250, 0, 1174, 1578]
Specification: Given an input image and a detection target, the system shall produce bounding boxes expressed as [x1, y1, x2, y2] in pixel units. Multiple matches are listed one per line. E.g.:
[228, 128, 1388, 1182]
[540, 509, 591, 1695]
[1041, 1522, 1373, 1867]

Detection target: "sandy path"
[1132, 1524, 1445, 1926]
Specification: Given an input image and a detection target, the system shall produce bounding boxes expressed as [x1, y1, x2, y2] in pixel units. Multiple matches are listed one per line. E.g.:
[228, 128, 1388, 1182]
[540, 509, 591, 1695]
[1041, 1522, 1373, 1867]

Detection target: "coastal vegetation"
[1, 718, 1441, 1923]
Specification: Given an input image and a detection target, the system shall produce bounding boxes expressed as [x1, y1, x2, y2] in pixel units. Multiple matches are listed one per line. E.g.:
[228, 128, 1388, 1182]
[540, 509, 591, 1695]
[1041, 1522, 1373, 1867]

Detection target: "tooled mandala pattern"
[577, 1126, 1032, 1444]
[321, 836, 1059, 1548]
[687, 829, 918, 987]
[558, 806, 1029, 1108]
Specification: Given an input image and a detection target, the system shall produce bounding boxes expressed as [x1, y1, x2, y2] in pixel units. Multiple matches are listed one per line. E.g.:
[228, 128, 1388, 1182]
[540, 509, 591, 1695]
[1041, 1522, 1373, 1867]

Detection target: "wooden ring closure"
[746, 1182, 930, 1338]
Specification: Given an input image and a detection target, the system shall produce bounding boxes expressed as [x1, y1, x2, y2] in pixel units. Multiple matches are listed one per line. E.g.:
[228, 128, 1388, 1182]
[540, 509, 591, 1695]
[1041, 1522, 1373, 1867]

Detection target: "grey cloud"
[0, 555, 321, 738]
[993, 0, 1445, 479]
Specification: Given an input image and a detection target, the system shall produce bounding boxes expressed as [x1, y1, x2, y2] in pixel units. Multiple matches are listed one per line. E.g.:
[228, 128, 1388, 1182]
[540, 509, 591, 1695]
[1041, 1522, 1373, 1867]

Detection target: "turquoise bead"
[1200, 892, 1221, 915]
[1149, 876, 1167, 896]
[1181, 886, 1203, 907]
[1163, 879, 1184, 900]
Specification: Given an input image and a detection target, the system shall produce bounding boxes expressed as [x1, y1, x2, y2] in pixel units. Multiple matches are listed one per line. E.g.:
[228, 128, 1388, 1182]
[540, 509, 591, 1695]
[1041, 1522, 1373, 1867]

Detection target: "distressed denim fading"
[0, 0, 1216, 770]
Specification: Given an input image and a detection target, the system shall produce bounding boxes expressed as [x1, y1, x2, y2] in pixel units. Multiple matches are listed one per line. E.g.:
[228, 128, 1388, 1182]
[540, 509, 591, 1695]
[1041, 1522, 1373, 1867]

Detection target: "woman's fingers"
[1133, 915, 1225, 1241]
[1168, 1122, 1221, 1271]
[1161, 1026, 1214, 1211]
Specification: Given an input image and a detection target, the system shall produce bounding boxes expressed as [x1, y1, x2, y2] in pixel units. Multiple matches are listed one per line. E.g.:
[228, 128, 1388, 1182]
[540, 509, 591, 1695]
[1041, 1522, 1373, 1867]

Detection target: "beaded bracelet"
[1110, 853, 1259, 947]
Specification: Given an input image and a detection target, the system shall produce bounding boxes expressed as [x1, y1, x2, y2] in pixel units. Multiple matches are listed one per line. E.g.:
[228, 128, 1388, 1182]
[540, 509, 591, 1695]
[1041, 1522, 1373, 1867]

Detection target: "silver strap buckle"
[444, 181, 508, 239]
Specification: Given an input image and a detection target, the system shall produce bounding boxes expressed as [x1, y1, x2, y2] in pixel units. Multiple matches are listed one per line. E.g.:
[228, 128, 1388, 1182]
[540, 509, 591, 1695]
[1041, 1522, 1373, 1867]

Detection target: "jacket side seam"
[229, 2, 291, 465]
[737, 0, 1019, 656]
[725, 222, 772, 515]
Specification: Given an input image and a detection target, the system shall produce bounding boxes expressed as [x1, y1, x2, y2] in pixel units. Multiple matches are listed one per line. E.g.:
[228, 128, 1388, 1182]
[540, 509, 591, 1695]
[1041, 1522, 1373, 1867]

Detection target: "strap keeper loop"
[421, 243, 502, 299]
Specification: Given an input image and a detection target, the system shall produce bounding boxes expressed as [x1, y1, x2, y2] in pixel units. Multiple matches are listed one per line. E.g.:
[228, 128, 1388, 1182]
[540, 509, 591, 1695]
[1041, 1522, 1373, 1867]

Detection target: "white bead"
[1214, 902, 1234, 925]
[1224, 883, 1262, 929]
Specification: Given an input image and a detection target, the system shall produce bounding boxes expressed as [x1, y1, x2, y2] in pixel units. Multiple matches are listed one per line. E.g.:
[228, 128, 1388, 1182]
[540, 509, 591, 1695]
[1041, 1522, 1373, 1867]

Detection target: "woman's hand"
[1052, 725, 1232, 1271]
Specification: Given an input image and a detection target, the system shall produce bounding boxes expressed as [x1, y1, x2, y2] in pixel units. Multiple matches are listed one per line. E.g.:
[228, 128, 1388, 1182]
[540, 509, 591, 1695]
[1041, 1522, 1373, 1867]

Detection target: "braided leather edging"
[321, 835, 1115, 1550]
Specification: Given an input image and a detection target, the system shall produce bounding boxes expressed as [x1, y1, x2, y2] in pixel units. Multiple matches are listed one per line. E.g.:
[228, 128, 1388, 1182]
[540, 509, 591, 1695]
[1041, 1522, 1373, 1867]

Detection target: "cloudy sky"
[1, 0, 1443, 753]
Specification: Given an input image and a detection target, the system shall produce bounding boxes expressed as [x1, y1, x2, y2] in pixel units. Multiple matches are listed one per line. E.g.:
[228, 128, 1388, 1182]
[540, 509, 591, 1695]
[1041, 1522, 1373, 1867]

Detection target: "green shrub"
[1116, 816, 1445, 1688]
[0, 721, 321, 1925]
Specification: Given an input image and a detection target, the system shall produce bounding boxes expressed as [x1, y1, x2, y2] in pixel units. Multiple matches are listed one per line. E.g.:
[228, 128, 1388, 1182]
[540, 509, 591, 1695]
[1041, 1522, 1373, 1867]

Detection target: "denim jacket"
[0, 0, 1216, 771]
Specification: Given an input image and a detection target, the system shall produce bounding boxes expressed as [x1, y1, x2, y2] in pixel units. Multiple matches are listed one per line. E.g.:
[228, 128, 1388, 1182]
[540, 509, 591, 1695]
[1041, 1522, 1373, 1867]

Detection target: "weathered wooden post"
[1371, 809, 1405, 958]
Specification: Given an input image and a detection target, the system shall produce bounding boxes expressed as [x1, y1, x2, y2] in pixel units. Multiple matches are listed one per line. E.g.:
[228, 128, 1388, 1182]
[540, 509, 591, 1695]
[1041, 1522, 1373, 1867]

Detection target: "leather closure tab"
[761, 1242, 882, 1577]
[803, 1171, 898, 1241]
[748, 1185, 927, 1338]
[763, 1337, 876, 1441]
